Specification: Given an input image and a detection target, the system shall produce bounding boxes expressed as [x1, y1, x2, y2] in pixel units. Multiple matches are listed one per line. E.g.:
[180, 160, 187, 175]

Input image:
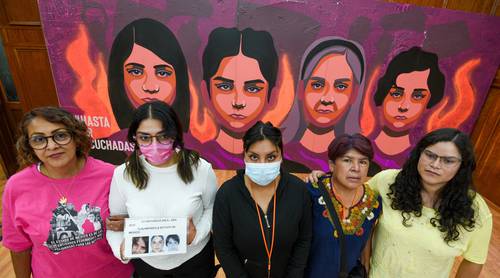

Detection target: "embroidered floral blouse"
[305, 174, 382, 278]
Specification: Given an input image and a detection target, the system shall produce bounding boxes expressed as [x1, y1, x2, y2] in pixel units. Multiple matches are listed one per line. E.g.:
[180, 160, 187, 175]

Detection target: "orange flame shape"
[360, 66, 381, 136]
[426, 58, 481, 132]
[188, 73, 217, 143]
[262, 53, 294, 126]
[66, 24, 119, 138]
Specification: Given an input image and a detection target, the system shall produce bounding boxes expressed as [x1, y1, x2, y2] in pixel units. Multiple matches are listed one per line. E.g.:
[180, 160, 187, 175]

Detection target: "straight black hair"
[202, 27, 278, 101]
[108, 18, 190, 130]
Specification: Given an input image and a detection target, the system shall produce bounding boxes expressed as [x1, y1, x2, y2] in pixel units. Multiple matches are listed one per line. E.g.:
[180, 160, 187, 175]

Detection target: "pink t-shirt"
[2, 157, 133, 278]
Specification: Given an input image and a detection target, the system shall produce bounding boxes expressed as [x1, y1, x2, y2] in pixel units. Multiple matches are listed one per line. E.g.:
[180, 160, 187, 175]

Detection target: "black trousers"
[132, 238, 215, 278]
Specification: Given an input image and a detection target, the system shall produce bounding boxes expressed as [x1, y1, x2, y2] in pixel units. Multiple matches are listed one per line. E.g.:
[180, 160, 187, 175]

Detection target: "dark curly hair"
[388, 128, 476, 243]
[16, 106, 92, 169]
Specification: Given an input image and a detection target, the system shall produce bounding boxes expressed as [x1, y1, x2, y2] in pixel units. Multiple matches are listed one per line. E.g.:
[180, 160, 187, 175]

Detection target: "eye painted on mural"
[155, 65, 173, 78]
[209, 53, 268, 132]
[122, 43, 177, 108]
[411, 89, 428, 100]
[303, 53, 354, 128]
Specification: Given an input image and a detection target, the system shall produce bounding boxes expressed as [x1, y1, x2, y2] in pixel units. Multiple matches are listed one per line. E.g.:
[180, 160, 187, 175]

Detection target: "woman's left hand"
[187, 217, 197, 245]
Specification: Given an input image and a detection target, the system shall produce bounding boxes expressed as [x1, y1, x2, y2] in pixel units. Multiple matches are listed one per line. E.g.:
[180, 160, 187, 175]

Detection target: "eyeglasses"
[29, 130, 73, 150]
[421, 149, 462, 168]
[134, 133, 173, 146]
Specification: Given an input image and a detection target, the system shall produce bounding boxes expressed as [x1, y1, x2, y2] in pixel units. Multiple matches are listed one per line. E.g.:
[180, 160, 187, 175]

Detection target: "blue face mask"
[245, 160, 282, 186]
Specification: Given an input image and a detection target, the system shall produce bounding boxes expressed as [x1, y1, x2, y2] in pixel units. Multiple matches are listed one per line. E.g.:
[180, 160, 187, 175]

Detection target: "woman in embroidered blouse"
[305, 133, 381, 278]
[308, 128, 492, 277]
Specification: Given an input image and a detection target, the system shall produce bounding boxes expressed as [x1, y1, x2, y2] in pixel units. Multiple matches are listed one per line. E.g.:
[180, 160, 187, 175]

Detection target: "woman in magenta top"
[1, 107, 133, 278]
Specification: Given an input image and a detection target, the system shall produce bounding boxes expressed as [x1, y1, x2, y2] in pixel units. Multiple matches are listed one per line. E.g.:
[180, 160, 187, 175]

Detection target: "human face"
[329, 149, 369, 191]
[210, 53, 268, 133]
[382, 69, 431, 131]
[136, 118, 167, 144]
[166, 238, 179, 251]
[27, 117, 78, 172]
[132, 237, 147, 254]
[151, 236, 164, 253]
[244, 139, 282, 164]
[123, 43, 177, 108]
[303, 53, 354, 128]
[417, 142, 462, 190]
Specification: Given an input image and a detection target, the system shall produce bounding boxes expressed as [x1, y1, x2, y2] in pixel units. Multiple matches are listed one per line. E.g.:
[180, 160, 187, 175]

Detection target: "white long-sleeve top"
[106, 156, 217, 270]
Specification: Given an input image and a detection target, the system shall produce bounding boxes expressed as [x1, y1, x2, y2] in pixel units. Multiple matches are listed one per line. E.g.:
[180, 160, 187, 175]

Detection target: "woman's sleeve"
[212, 186, 249, 278]
[1, 180, 33, 252]
[462, 198, 493, 264]
[285, 185, 313, 277]
[106, 170, 128, 262]
[191, 164, 218, 245]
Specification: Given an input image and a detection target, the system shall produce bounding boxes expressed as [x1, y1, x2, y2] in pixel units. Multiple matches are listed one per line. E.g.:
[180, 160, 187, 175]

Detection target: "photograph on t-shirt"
[43, 200, 105, 253]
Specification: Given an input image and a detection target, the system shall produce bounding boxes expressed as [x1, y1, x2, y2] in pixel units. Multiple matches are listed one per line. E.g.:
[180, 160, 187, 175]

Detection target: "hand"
[106, 214, 128, 231]
[187, 217, 197, 245]
[120, 240, 127, 261]
[305, 170, 326, 183]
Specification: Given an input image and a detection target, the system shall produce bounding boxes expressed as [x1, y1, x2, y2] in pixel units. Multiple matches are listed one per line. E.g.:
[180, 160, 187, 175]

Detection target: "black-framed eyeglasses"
[134, 133, 173, 146]
[422, 149, 462, 168]
[28, 130, 73, 150]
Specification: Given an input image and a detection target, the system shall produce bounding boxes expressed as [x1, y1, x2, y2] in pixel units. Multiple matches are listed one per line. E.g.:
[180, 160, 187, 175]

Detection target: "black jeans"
[132, 238, 215, 278]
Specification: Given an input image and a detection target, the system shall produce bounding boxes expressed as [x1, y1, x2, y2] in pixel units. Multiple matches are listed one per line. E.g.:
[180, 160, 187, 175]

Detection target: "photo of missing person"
[150, 235, 165, 253]
[131, 236, 149, 254]
[166, 234, 180, 252]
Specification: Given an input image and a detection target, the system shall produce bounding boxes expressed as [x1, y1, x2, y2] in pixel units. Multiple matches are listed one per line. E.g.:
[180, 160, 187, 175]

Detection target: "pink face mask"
[139, 140, 174, 165]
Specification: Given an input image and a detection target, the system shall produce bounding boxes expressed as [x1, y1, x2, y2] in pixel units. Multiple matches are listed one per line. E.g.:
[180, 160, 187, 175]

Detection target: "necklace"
[331, 182, 361, 220]
[40, 160, 82, 205]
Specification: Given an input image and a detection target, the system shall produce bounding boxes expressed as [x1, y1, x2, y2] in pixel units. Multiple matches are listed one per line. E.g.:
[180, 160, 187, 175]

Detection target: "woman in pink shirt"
[1, 106, 133, 278]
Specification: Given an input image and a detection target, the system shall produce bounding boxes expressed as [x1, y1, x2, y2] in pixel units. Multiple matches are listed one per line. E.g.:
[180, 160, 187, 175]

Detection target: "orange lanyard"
[251, 185, 277, 278]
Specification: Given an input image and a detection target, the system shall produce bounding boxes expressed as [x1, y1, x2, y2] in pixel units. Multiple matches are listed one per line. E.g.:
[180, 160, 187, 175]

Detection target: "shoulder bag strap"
[318, 179, 349, 278]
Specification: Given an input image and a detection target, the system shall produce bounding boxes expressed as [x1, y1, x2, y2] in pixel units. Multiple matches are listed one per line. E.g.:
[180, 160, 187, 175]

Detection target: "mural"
[39, 0, 500, 172]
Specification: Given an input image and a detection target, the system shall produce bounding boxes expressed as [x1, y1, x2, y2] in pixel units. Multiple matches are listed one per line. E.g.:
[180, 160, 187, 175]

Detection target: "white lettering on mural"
[92, 139, 135, 152]
[74, 115, 111, 128]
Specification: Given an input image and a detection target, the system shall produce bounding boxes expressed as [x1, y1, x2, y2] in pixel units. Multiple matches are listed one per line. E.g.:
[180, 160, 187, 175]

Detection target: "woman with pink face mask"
[106, 101, 218, 277]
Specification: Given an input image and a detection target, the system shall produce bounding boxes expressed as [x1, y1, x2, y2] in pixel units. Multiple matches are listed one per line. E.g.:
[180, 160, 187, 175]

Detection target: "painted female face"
[123, 43, 177, 108]
[417, 141, 462, 190]
[303, 53, 354, 128]
[382, 69, 431, 132]
[210, 52, 268, 133]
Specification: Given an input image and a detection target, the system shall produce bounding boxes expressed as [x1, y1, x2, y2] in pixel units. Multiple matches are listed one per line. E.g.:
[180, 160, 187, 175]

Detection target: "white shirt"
[106, 156, 217, 270]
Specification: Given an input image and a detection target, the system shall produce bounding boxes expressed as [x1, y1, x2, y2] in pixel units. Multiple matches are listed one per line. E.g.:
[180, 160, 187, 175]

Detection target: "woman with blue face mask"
[213, 121, 312, 278]
[106, 101, 218, 278]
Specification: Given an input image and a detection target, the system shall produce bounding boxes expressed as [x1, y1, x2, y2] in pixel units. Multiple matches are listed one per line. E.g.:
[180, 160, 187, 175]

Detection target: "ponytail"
[176, 143, 200, 184]
[125, 148, 150, 190]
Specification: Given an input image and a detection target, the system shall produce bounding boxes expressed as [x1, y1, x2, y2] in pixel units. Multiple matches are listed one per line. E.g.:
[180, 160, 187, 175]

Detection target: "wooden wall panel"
[471, 72, 500, 205]
[1, 0, 40, 25]
[445, 0, 498, 14]
[1, 26, 59, 111]
[11, 48, 59, 107]
[386, 0, 445, 8]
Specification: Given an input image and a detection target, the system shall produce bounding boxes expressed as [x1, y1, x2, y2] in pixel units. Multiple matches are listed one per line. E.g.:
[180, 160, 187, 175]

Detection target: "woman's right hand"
[106, 214, 128, 231]
[304, 170, 326, 183]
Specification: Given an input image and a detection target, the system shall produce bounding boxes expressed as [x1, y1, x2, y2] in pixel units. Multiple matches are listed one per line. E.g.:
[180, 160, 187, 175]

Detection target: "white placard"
[124, 217, 187, 258]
